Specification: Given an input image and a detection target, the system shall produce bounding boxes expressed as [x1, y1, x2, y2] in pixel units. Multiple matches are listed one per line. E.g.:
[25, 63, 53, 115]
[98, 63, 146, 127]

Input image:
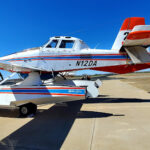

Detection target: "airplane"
[0, 17, 150, 117]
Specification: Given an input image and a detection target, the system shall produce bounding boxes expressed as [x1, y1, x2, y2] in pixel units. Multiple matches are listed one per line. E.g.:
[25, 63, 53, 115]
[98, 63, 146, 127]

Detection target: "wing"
[122, 25, 150, 63]
[0, 60, 49, 73]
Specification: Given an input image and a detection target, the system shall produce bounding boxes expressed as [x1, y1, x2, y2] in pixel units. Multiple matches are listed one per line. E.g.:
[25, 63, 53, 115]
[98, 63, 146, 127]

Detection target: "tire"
[19, 103, 37, 117]
[30, 104, 37, 115]
[19, 105, 30, 117]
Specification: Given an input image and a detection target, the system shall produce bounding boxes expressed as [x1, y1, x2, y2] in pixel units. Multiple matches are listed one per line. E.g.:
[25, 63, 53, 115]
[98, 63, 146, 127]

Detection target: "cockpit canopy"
[44, 36, 89, 50]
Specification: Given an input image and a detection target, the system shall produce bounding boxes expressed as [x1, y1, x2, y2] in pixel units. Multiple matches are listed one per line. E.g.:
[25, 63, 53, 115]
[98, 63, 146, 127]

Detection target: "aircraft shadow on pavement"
[91, 74, 125, 81]
[0, 96, 149, 118]
[0, 100, 120, 150]
[0, 109, 19, 118]
[0, 96, 148, 149]
[82, 97, 150, 104]
[0, 95, 150, 118]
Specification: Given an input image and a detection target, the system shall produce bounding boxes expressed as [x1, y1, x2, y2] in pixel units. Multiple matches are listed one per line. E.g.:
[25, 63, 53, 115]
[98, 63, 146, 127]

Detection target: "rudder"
[111, 17, 145, 51]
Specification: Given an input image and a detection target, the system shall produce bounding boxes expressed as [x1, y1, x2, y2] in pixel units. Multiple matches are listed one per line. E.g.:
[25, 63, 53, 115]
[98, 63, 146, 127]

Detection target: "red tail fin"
[112, 17, 145, 50]
[120, 17, 145, 31]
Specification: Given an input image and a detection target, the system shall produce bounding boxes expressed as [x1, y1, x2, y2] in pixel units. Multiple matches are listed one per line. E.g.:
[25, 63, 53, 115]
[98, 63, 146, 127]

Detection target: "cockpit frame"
[43, 36, 89, 51]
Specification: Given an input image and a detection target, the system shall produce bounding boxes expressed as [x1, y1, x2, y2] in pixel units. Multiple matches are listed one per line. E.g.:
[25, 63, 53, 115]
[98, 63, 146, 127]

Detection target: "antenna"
[94, 43, 100, 49]
[62, 29, 86, 36]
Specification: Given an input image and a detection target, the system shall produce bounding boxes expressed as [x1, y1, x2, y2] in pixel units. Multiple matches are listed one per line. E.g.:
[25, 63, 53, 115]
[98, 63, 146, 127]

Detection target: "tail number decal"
[76, 60, 97, 66]
[123, 32, 129, 40]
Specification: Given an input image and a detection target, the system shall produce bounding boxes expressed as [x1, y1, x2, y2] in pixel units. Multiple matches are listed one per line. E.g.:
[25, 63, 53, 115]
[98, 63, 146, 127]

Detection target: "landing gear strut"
[19, 103, 37, 117]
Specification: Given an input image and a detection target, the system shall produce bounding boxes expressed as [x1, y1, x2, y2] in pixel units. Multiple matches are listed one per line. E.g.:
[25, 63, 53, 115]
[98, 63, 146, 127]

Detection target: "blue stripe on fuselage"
[5, 55, 128, 61]
[0, 89, 85, 95]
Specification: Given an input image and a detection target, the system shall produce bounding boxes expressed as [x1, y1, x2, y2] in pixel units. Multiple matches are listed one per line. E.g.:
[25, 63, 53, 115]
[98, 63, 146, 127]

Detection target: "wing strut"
[0, 72, 17, 85]
[0, 72, 3, 81]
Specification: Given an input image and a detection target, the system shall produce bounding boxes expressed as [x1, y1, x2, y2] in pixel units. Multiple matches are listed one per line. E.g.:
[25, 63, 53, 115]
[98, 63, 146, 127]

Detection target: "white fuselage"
[0, 36, 132, 74]
[0, 48, 128, 72]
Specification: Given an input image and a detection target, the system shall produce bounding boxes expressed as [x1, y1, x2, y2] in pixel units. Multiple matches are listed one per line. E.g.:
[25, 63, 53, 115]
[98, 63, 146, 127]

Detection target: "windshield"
[59, 40, 74, 48]
[79, 40, 89, 49]
[46, 40, 58, 48]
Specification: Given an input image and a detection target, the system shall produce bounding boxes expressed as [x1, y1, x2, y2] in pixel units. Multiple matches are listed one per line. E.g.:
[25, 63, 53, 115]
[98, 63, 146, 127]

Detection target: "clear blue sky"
[0, 0, 150, 77]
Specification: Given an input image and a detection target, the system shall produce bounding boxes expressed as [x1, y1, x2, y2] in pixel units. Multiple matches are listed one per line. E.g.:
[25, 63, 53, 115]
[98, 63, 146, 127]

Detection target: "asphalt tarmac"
[0, 74, 150, 150]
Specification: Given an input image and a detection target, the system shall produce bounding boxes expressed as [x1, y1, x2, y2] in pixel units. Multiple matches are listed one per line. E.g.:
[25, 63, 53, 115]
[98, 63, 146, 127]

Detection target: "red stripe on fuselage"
[0, 92, 84, 96]
[1, 87, 84, 90]
[37, 59, 127, 61]
[92, 63, 150, 74]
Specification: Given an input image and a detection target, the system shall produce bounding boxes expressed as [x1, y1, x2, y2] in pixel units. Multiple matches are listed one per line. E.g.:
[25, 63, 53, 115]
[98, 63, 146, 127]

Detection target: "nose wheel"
[19, 103, 37, 117]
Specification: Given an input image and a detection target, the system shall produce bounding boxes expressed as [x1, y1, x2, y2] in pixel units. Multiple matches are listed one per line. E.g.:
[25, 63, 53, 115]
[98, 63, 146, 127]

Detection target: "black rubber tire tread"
[19, 103, 37, 117]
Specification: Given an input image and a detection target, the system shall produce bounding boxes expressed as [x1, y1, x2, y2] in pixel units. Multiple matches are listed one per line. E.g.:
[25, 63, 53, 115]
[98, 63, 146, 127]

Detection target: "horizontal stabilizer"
[123, 25, 150, 46]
